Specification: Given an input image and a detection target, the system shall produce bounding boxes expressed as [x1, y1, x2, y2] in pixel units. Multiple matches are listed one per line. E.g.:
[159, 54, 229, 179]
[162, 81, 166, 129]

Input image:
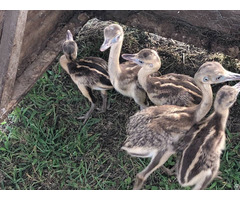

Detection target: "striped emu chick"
[176, 82, 240, 190]
[122, 49, 202, 107]
[100, 24, 147, 110]
[121, 62, 240, 190]
[59, 30, 113, 124]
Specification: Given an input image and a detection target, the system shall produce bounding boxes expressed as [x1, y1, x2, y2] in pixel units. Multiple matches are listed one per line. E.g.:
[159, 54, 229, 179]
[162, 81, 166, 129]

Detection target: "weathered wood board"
[0, 11, 89, 123]
[0, 11, 28, 116]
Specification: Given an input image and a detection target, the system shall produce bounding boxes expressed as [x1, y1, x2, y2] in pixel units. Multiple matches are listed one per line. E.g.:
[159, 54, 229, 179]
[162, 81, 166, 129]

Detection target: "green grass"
[0, 62, 145, 190]
[0, 19, 240, 190]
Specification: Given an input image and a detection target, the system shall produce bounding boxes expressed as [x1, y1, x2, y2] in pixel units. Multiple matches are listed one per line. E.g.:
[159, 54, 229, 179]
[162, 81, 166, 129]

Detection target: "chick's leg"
[77, 85, 96, 124]
[100, 90, 108, 112]
[133, 150, 174, 190]
[161, 165, 176, 176]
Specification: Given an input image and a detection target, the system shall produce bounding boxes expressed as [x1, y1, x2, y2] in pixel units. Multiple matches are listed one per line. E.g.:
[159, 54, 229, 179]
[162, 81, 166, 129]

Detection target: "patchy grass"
[0, 18, 240, 190]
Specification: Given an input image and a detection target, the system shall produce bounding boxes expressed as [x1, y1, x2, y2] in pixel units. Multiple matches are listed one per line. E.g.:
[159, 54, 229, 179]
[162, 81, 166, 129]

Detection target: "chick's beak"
[224, 71, 240, 82]
[66, 30, 73, 41]
[100, 39, 111, 52]
[122, 54, 138, 63]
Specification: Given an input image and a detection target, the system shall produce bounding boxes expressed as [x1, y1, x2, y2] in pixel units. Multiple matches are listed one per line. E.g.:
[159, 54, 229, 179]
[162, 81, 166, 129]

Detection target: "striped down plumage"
[59, 30, 113, 124]
[67, 57, 112, 89]
[176, 84, 240, 190]
[146, 73, 202, 106]
[121, 62, 240, 190]
[122, 48, 203, 107]
[177, 113, 225, 189]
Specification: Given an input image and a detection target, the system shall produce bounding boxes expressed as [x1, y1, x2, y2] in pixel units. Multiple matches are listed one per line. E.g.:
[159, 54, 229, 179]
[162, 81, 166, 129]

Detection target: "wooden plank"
[0, 11, 5, 40]
[0, 13, 89, 123]
[0, 10, 28, 114]
[17, 10, 75, 78]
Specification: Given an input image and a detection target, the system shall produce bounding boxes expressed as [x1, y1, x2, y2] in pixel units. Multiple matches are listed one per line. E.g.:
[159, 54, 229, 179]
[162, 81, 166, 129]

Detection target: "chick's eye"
[112, 35, 120, 43]
[203, 76, 209, 82]
[138, 60, 144, 64]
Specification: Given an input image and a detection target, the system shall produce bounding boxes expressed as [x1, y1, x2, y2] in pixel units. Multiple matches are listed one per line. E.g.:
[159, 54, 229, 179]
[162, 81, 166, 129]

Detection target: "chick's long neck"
[214, 108, 229, 131]
[194, 81, 213, 123]
[108, 39, 123, 81]
[138, 68, 154, 91]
